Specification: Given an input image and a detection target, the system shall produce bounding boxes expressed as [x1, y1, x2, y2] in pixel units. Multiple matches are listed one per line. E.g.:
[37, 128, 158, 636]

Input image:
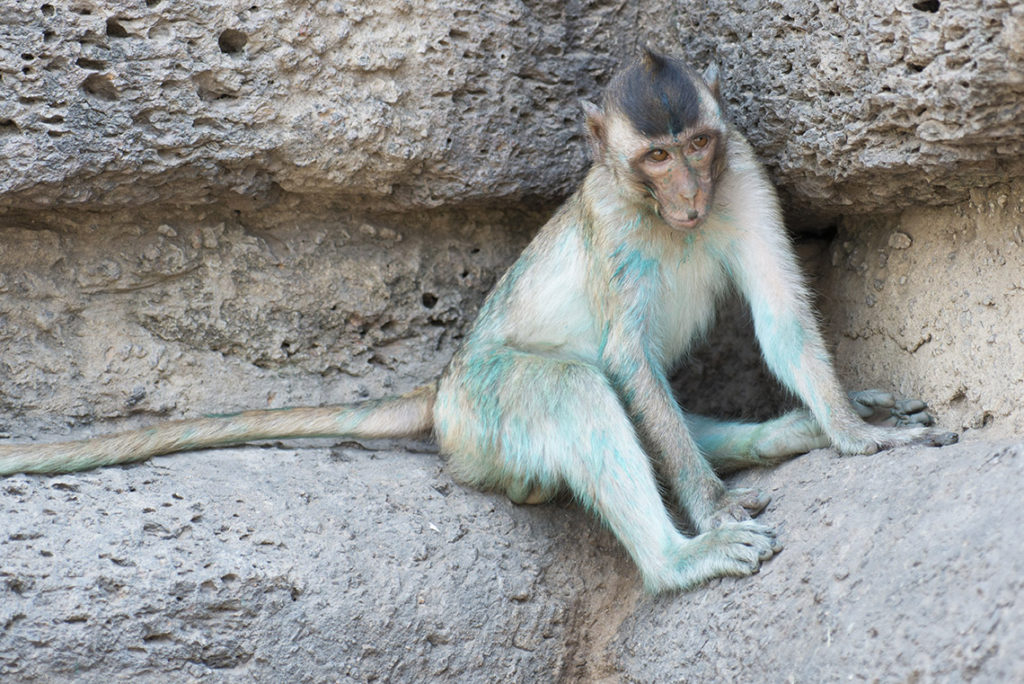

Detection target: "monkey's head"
[583, 49, 728, 231]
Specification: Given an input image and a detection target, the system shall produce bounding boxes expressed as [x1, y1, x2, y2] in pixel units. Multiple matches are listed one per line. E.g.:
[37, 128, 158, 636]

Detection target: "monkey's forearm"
[604, 345, 724, 528]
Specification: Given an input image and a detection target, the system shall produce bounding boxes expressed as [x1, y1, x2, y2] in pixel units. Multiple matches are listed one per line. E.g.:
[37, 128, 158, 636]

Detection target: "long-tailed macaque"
[0, 50, 955, 592]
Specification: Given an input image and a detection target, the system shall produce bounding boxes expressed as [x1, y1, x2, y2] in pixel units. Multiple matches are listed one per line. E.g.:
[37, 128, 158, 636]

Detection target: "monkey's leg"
[687, 410, 829, 475]
[689, 389, 957, 480]
[437, 351, 781, 592]
[688, 389, 955, 478]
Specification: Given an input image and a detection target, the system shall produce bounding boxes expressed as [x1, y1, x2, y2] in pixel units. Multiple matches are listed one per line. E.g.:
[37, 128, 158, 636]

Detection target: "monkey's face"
[629, 130, 721, 231]
[590, 49, 730, 231]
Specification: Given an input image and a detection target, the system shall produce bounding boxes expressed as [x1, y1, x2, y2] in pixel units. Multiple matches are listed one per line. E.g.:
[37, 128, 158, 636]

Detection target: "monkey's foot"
[832, 421, 958, 455]
[652, 521, 782, 592]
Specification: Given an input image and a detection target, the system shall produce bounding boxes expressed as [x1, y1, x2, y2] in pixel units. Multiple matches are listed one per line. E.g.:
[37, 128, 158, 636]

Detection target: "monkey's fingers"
[699, 487, 772, 533]
[850, 390, 940, 428]
[877, 399, 935, 428]
[923, 429, 958, 447]
[894, 400, 933, 425]
[726, 487, 771, 517]
[848, 389, 896, 419]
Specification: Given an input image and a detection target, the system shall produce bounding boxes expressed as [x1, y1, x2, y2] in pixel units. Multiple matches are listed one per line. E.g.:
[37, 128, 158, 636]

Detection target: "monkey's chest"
[650, 254, 727, 365]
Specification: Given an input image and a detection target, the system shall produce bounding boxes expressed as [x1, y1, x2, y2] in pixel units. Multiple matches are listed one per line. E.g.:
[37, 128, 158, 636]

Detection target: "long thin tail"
[0, 385, 436, 475]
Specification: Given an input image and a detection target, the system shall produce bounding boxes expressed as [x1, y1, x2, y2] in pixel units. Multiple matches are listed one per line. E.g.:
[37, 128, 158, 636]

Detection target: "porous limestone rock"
[1, 1, 1020, 216]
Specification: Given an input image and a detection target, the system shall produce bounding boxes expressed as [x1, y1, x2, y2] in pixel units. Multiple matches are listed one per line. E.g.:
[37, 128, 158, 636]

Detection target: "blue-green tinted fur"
[432, 75, 913, 591]
[0, 57, 934, 592]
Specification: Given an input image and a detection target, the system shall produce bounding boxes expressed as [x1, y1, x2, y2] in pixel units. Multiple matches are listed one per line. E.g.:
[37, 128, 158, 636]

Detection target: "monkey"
[0, 49, 955, 592]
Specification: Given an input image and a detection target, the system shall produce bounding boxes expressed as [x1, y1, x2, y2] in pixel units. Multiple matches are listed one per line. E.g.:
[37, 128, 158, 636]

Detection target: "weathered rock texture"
[0, 203, 537, 436]
[1, 1, 1020, 216]
[816, 180, 1024, 436]
[674, 0, 1024, 220]
[1, 0, 1023, 680]
[3, 439, 1022, 681]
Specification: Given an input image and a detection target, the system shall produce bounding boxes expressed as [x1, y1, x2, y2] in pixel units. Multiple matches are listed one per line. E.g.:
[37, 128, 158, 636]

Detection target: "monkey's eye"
[647, 148, 670, 162]
[690, 134, 711, 151]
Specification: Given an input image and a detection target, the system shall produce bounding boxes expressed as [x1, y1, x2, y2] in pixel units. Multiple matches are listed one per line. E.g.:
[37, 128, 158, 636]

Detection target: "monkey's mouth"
[659, 208, 705, 230]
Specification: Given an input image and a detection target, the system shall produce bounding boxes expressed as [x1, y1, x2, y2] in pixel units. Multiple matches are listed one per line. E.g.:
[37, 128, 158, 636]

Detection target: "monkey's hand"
[848, 389, 936, 427]
[664, 520, 783, 592]
[700, 487, 772, 531]
[829, 390, 958, 453]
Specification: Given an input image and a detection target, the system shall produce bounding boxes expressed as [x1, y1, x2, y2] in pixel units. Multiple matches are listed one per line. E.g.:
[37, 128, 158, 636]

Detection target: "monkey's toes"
[926, 430, 958, 447]
[714, 521, 782, 565]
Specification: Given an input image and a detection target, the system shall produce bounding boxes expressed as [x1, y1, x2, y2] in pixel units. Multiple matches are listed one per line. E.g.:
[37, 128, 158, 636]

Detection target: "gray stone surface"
[1, 1, 1020, 217]
[0, 204, 536, 436]
[0, 441, 626, 681]
[3, 436, 1021, 681]
[612, 436, 1024, 681]
[0, 0, 632, 210]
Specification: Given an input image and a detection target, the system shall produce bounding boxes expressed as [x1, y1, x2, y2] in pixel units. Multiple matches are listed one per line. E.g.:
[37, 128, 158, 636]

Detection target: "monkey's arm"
[729, 195, 951, 453]
[688, 389, 947, 475]
[597, 264, 737, 531]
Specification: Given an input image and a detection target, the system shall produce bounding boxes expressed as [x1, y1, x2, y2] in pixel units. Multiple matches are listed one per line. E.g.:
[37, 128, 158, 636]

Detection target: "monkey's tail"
[0, 385, 436, 476]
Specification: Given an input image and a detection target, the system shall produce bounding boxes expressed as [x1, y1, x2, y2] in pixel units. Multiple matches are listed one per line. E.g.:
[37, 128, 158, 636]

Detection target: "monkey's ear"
[702, 62, 721, 99]
[580, 99, 607, 159]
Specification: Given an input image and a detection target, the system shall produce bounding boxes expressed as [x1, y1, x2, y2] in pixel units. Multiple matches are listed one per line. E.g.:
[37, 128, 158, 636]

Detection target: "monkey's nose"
[686, 209, 699, 220]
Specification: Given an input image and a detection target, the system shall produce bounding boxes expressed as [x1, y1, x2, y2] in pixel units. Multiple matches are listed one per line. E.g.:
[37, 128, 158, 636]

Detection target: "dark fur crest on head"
[605, 47, 701, 138]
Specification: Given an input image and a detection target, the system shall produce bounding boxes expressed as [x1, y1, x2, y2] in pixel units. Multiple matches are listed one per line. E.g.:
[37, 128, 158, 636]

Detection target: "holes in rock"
[146, 0, 161, 6]
[218, 29, 248, 54]
[0, 119, 20, 134]
[907, 62, 926, 73]
[148, 23, 171, 40]
[21, 53, 35, 61]
[76, 57, 107, 70]
[912, 0, 939, 11]
[81, 72, 118, 100]
[41, 3, 55, 16]
[106, 18, 130, 38]
[421, 292, 438, 309]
